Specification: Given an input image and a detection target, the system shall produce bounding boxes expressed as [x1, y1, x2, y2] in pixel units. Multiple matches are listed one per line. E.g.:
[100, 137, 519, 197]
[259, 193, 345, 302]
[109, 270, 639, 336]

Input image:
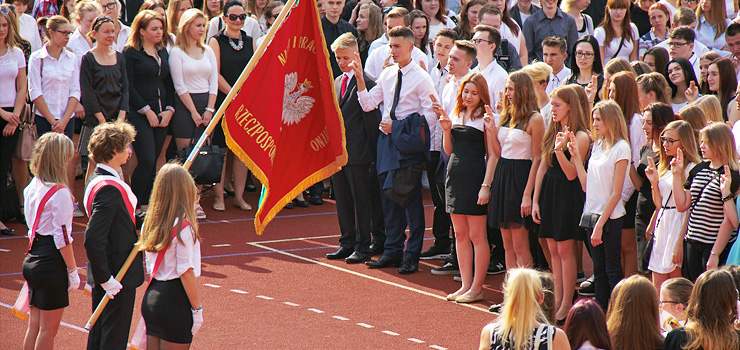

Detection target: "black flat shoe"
[223, 188, 235, 198]
[293, 199, 309, 208]
[365, 255, 402, 268]
[284, 202, 295, 209]
[0, 228, 15, 236]
[556, 317, 567, 326]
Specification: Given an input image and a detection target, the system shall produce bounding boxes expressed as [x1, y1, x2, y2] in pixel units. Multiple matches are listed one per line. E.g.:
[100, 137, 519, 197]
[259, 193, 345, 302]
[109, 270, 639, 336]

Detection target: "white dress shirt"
[207, 16, 261, 42]
[28, 45, 81, 120]
[146, 218, 202, 281]
[113, 21, 131, 53]
[471, 59, 507, 109]
[499, 21, 523, 56]
[367, 34, 389, 58]
[430, 61, 449, 97]
[695, 16, 731, 57]
[441, 71, 473, 114]
[18, 13, 43, 52]
[364, 44, 430, 81]
[545, 66, 571, 96]
[358, 61, 439, 131]
[24, 177, 74, 250]
[67, 28, 93, 57]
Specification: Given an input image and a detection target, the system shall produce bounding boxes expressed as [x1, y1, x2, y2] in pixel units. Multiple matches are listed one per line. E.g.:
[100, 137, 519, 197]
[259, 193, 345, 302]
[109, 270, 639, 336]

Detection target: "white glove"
[67, 268, 81, 291]
[100, 276, 122, 299]
[191, 307, 203, 335]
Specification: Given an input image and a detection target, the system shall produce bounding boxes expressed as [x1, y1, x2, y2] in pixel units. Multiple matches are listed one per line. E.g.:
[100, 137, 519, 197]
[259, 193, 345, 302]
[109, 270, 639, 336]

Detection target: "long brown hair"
[541, 85, 589, 166]
[452, 73, 489, 121]
[606, 275, 663, 350]
[636, 72, 672, 106]
[499, 71, 539, 129]
[599, 0, 633, 48]
[610, 71, 641, 133]
[168, 0, 194, 34]
[683, 270, 740, 350]
[139, 163, 200, 252]
[358, 3, 382, 51]
[415, 0, 448, 24]
[458, 0, 486, 38]
[593, 100, 629, 149]
[126, 10, 168, 50]
[708, 58, 737, 121]
[696, 0, 727, 40]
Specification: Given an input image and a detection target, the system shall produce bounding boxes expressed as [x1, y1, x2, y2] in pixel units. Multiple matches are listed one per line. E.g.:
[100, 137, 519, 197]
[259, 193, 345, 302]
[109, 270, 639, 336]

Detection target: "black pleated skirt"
[488, 157, 531, 229]
[142, 278, 193, 344]
[22, 235, 68, 310]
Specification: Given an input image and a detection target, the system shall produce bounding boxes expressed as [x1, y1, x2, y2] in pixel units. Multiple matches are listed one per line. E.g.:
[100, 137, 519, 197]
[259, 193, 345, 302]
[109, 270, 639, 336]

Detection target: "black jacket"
[123, 46, 176, 116]
[335, 73, 381, 165]
[510, 3, 540, 29]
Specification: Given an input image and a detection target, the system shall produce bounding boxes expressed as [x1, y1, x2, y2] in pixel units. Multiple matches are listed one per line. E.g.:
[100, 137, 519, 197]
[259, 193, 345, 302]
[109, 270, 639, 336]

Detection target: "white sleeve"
[631, 23, 639, 41]
[50, 188, 74, 249]
[357, 75, 384, 112]
[207, 18, 220, 41]
[630, 114, 646, 165]
[243, 18, 261, 40]
[593, 27, 605, 46]
[365, 49, 382, 81]
[175, 226, 198, 277]
[206, 46, 219, 96]
[419, 74, 440, 129]
[69, 54, 82, 101]
[28, 54, 43, 102]
[15, 48, 26, 69]
[169, 48, 188, 96]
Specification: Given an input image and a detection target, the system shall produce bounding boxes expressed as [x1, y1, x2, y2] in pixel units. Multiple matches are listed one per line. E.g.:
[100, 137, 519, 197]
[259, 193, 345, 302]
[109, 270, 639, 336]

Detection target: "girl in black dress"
[532, 85, 590, 323]
[124, 10, 176, 213]
[79, 15, 129, 182]
[207, 0, 254, 212]
[432, 73, 496, 304]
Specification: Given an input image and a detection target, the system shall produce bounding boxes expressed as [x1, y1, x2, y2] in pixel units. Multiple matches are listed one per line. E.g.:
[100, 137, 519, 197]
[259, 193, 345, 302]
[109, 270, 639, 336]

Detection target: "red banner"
[222, 0, 347, 235]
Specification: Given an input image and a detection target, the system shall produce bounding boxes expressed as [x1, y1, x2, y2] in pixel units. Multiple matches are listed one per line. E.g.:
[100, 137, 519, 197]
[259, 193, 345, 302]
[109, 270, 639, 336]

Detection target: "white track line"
[408, 338, 425, 343]
[0, 248, 10, 252]
[247, 234, 340, 244]
[283, 301, 300, 306]
[382, 330, 400, 336]
[356, 322, 374, 328]
[0, 302, 88, 333]
[203, 283, 221, 288]
[256, 295, 274, 300]
[332, 315, 349, 321]
[307, 308, 324, 314]
[429, 345, 448, 350]
[212, 244, 231, 247]
[230, 289, 248, 294]
[248, 242, 489, 313]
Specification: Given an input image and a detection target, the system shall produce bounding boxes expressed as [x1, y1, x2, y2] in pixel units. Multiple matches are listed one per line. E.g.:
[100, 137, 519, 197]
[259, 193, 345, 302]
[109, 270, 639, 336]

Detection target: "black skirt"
[488, 157, 532, 229]
[172, 92, 208, 140]
[142, 278, 193, 344]
[538, 153, 586, 241]
[22, 235, 69, 310]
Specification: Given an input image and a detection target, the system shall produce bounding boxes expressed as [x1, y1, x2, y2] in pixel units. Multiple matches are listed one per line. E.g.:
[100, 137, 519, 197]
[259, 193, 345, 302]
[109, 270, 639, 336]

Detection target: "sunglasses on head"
[0, 4, 16, 14]
[93, 15, 114, 30]
[227, 13, 247, 21]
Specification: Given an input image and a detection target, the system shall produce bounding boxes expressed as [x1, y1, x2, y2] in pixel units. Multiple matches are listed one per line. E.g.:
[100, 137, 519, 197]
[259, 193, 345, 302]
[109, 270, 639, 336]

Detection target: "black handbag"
[176, 132, 225, 185]
[383, 163, 423, 208]
[578, 212, 601, 230]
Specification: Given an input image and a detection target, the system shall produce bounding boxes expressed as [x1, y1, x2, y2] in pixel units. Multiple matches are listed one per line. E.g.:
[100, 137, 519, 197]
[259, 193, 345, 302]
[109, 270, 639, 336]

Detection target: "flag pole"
[184, 0, 300, 169]
[83, 0, 303, 331]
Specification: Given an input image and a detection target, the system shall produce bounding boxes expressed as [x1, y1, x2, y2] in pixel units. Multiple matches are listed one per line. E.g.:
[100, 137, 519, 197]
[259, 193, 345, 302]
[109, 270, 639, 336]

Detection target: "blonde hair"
[176, 8, 206, 50]
[693, 95, 724, 124]
[699, 123, 740, 170]
[678, 104, 708, 134]
[330, 32, 358, 52]
[0, 4, 20, 48]
[73, 0, 102, 26]
[30, 133, 74, 188]
[139, 163, 200, 252]
[542, 85, 589, 166]
[658, 120, 701, 175]
[127, 10, 167, 50]
[593, 100, 629, 148]
[168, 0, 194, 35]
[520, 62, 552, 106]
[491, 268, 549, 350]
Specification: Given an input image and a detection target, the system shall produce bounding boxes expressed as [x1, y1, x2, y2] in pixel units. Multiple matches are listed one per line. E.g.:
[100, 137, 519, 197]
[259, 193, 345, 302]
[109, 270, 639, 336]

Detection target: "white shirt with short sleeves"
[584, 139, 631, 218]
[146, 219, 202, 280]
[0, 47, 26, 108]
[594, 23, 639, 62]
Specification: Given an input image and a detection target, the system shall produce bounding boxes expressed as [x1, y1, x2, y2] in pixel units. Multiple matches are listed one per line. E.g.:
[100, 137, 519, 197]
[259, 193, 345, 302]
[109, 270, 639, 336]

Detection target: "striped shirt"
[685, 162, 740, 244]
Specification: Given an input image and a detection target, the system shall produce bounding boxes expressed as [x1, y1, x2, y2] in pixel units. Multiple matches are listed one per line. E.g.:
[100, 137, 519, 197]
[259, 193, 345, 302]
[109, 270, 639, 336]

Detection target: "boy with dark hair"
[542, 36, 570, 95]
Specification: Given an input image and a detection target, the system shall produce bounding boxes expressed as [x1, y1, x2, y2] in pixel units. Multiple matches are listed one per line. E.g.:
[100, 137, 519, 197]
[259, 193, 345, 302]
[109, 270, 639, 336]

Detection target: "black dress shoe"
[0, 228, 14, 236]
[284, 202, 295, 209]
[398, 259, 419, 274]
[309, 194, 323, 205]
[369, 242, 384, 256]
[365, 255, 402, 268]
[326, 247, 353, 260]
[293, 199, 309, 208]
[345, 251, 371, 264]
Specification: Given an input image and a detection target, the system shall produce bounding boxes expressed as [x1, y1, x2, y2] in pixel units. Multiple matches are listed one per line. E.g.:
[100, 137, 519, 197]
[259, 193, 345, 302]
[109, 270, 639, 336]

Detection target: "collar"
[452, 70, 472, 84]
[36, 43, 74, 60]
[538, 8, 564, 20]
[397, 61, 415, 75]
[97, 164, 121, 179]
[553, 66, 570, 81]
[343, 69, 355, 80]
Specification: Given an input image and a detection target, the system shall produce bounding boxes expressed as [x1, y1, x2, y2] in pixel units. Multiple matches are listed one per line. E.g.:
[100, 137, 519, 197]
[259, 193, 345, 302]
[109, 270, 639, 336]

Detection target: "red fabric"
[85, 180, 135, 225]
[222, 0, 347, 234]
[27, 185, 65, 254]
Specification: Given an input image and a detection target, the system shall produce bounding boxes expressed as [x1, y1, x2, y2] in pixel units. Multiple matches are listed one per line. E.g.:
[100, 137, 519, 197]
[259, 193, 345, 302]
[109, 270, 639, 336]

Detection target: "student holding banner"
[83, 122, 143, 350]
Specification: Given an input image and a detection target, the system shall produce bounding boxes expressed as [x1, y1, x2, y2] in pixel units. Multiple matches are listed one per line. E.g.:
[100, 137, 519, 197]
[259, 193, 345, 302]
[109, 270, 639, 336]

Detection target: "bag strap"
[85, 179, 135, 225]
[146, 219, 189, 288]
[612, 34, 626, 60]
[27, 184, 65, 254]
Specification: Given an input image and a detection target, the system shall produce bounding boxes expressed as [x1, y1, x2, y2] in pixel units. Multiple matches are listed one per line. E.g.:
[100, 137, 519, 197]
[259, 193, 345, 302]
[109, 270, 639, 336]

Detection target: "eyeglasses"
[667, 41, 689, 48]
[575, 51, 595, 58]
[93, 15, 114, 30]
[53, 29, 73, 36]
[682, 0, 697, 3]
[0, 4, 17, 14]
[660, 300, 682, 306]
[472, 38, 492, 45]
[268, 13, 279, 19]
[660, 136, 679, 145]
[227, 13, 247, 21]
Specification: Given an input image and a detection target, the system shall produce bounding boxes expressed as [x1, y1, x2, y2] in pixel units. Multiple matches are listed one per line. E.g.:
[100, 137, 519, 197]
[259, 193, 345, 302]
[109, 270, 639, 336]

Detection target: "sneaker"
[576, 271, 586, 284]
[431, 262, 459, 275]
[488, 303, 503, 313]
[420, 244, 451, 260]
[487, 261, 506, 275]
[453, 274, 461, 282]
[73, 203, 85, 218]
[195, 204, 206, 220]
[579, 276, 595, 296]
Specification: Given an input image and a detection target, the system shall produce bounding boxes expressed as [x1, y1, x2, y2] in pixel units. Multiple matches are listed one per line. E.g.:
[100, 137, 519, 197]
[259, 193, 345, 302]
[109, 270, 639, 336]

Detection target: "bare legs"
[146, 336, 191, 350]
[622, 228, 638, 277]
[501, 225, 533, 268]
[23, 306, 64, 350]
[450, 214, 489, 300]
[547, 238, 577, 320]
[652, 268, 682, 291]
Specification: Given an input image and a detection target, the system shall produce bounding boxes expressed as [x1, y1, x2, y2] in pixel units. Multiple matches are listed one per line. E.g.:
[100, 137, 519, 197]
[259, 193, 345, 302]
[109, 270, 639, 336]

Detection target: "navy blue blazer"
[376, 113, 430, 176]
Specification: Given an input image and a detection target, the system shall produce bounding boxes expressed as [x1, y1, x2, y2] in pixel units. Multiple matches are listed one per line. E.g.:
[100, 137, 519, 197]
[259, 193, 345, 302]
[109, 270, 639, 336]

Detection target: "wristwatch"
[205, 107, 215, 113]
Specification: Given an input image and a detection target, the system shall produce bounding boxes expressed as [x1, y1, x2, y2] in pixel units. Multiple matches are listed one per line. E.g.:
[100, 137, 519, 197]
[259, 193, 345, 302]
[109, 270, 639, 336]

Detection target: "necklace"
[228, 33, 243, 51]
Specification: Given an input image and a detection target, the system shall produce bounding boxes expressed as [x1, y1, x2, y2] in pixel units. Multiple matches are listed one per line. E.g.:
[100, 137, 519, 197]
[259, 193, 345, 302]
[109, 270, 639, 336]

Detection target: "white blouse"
[0, 47, 26, 108]
[146, 219, 202, 281]
[169, 45, 219, 96]
[28, 45, 81, 119]
[67, 28, 93, 57]
[594, 23, 639, 62]
[24, 177, 74, 250]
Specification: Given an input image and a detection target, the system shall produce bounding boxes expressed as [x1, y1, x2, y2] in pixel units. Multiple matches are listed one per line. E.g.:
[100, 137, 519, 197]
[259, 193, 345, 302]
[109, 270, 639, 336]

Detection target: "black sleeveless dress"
[538, 151, 586, 241]
[213, 30, 254, 147]
[445, 122, 487, 215]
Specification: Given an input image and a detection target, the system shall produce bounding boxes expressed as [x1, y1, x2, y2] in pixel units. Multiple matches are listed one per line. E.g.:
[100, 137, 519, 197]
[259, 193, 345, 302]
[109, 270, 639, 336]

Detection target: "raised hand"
[495, 91, 504, 114]
[685, 81, 699, 102]
[348, 52, 364, 77]
[585, 75, 598, 103]
[382, 54, 393, 69]
[645, 156, 659, 185]
[554, 126, 569, 151]
[720, 164, 733, 198]
[671, 148, 684, 175]
[430, 94, 446, 119]
[566, 131, 581, 162]
[483, 105, 496, 130]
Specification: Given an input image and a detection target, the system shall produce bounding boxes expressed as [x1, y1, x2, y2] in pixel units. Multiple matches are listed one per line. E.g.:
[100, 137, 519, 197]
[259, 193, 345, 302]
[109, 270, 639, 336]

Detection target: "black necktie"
[390, 69, 402, 120]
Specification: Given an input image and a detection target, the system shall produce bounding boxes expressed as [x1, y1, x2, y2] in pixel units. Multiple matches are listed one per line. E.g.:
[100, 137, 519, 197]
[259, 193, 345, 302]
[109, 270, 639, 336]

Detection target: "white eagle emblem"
[282, 72, 316, 125]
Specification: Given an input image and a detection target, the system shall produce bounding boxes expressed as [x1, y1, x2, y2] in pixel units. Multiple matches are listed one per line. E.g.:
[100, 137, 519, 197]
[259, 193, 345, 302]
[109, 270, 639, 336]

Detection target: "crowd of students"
[8, 0, 740, 348]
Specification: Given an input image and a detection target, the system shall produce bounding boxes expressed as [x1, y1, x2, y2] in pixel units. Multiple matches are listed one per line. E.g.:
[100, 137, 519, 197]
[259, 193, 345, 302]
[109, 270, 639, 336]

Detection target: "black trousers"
[87, 287, 136, 350]
[368, 162, 386, 244]
[332, 164, 372, 253]
[129, 114, 168, 206]
[425, 151, 452, 248]
[0, 108, 19, 219]
[685, 239, 730, 281]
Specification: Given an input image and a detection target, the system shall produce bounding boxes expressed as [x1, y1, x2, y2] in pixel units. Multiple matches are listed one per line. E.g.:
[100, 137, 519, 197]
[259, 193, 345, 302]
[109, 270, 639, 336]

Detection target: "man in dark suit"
[325, 33, 382, 263]
[509, 0, 540, 29]
[84, 122, 143, 350]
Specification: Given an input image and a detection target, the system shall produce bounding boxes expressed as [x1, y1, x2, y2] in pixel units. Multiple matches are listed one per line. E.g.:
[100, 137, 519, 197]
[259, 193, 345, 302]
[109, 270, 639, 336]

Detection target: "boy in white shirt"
[11, 0, 43, 52]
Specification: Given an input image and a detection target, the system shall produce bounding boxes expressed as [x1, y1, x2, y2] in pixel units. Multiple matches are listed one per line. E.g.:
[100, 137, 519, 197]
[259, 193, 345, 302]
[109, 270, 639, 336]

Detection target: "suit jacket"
[377, 113, 430, 175]
[335, 72, 381, 165]
[510, 3, 541, 28]
[84, 167, 144, 290]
